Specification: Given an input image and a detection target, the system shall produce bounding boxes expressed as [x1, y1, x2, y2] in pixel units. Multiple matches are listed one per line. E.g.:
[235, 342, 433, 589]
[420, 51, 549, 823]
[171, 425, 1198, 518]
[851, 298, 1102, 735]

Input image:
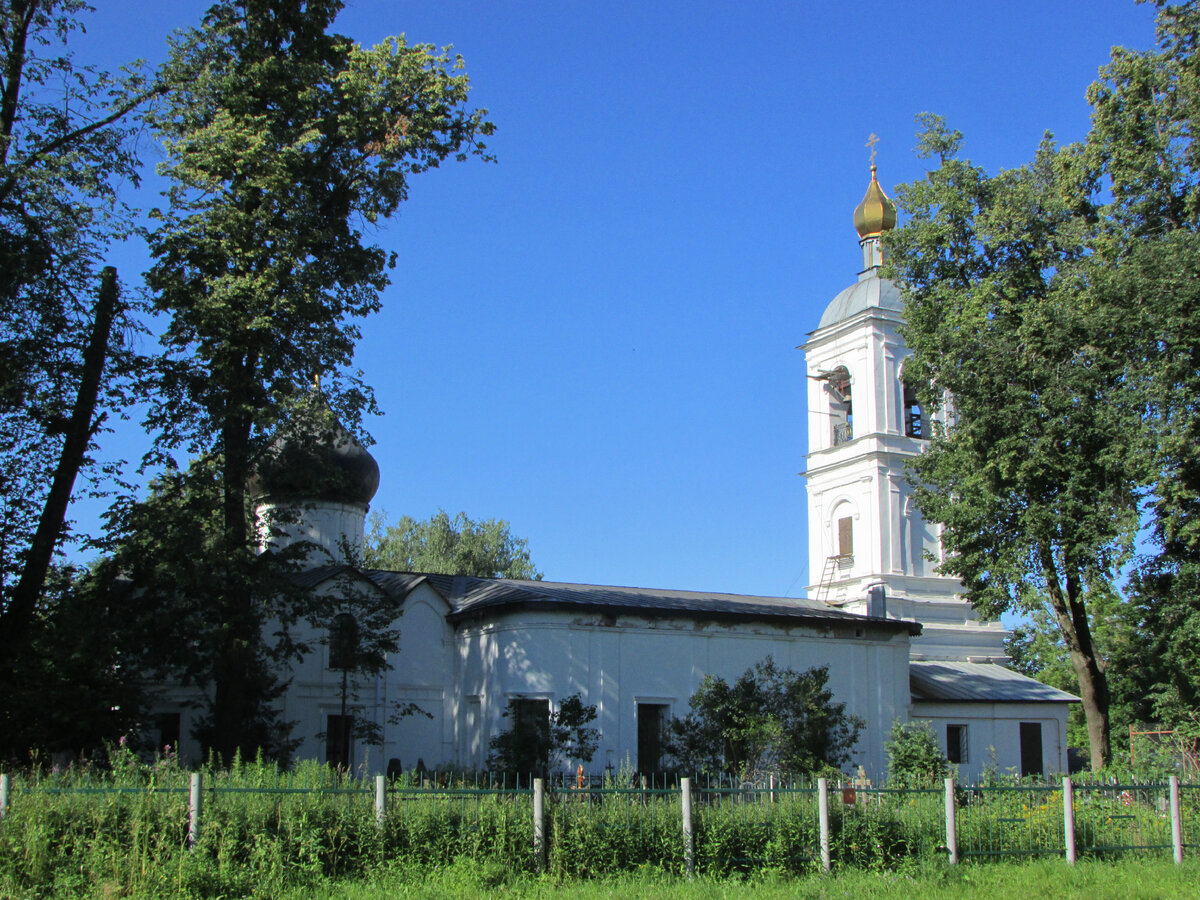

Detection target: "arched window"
[329, 612, 360, 670]
[825, 366, 853, 445]
[902, 375, 924, 439]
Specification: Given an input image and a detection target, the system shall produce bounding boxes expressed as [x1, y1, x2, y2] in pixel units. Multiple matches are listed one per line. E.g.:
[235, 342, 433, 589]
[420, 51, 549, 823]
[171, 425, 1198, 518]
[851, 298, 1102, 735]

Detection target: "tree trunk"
[206, 355, 261, 760]
[1043, 553, 1112, 769]
[0, 0, 36, 163]
[0, 267, 120, 646]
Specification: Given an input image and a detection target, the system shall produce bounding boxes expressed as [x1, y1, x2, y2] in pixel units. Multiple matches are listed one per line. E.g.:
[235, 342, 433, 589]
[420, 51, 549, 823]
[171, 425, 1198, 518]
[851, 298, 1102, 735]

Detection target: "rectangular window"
[1019, 722, 1044, 776]
[326, 714, 354, 769]
[838, 516, 853, 557]
[637, 704, 669, 775]
[946, 723, 968, 764]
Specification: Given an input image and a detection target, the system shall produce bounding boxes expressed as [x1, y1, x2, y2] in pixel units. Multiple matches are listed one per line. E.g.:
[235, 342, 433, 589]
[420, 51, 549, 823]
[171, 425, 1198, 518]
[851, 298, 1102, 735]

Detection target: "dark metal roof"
[287, 565, 426, 596]
[910, 661, 1079, 704]
[362, 569, 428, 596]
[287, 565, 349, 589]
[289, 566, 920, 634]
[415, 574, 919, 633]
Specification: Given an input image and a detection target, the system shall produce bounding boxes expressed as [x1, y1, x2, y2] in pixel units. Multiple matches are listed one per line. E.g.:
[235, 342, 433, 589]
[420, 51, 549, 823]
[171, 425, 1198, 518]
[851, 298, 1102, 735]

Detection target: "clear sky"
[66, 0, 1159, 597]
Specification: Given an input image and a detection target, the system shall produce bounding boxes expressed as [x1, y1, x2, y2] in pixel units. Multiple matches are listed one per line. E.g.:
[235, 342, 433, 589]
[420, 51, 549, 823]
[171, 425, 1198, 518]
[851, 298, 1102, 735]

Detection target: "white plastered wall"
[912, 701, 1071, 782]
[453, 608, 914, 779]
[802, 304, 1006, 662]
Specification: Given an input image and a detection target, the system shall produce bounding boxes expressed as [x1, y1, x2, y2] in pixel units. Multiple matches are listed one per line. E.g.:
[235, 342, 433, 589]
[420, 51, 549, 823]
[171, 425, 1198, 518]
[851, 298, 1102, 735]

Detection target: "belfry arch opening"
[825, 366, 853, 445]
[902, 373, 924, 439]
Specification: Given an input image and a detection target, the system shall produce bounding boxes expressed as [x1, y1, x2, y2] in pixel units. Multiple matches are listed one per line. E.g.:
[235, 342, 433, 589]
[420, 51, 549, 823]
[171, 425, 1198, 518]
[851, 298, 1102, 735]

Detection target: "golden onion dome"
[853, 164, 897, 238]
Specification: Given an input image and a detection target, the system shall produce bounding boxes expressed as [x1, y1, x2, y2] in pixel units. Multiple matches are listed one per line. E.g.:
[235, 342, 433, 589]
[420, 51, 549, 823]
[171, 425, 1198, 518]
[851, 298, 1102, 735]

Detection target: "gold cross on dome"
[866, 133, 879, 166]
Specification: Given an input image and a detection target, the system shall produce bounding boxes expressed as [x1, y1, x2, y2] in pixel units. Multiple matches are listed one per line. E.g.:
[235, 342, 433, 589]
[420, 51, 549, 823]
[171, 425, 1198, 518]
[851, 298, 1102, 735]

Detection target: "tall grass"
[0, 748, 532, 898]
[1, 750, 1195, 898]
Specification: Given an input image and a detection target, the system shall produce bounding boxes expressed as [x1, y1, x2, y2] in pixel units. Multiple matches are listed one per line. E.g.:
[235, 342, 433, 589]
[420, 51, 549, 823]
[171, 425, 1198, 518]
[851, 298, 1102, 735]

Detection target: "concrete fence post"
[188, 772, 202, 848]
[375, 774, 386, 830]
[681, 777, 695, 878]
[1170, 775, 1183, 865]
[0, 773, 9, 822]
[1063, 776, 1076, 865]
[944, 777, 958, 864]
[532, 778, 546, 872]
[818, 776, 831, 872]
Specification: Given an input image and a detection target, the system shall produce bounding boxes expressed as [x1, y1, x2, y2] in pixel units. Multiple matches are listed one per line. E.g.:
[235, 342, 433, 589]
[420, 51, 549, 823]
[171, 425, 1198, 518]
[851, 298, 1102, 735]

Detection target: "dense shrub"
[884, 720, 950, 788]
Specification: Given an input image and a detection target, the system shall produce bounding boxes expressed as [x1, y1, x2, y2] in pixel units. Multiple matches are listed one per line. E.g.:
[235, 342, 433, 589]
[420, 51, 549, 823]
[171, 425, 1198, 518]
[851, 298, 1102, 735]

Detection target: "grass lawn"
[290, 857, 1200, 900]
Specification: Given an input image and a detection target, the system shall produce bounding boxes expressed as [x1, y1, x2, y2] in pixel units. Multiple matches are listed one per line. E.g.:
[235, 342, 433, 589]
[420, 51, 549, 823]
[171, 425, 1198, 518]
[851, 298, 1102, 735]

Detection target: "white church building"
[159, 164, 1076, 782]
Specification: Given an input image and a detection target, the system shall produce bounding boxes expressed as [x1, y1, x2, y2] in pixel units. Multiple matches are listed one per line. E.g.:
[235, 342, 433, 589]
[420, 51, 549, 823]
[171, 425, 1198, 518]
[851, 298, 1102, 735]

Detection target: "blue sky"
[69, 1, 1158, 597]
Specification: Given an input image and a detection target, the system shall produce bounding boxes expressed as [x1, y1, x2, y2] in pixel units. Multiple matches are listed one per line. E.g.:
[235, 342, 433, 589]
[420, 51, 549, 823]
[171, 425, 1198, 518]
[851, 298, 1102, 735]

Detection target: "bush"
[665, 656, 864, 778]
[885, 720, 949, 788]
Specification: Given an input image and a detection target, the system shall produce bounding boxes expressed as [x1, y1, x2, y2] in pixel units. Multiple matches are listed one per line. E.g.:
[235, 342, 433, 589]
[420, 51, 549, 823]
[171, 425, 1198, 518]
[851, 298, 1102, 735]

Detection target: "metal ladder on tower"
[814, 554, 841, 606]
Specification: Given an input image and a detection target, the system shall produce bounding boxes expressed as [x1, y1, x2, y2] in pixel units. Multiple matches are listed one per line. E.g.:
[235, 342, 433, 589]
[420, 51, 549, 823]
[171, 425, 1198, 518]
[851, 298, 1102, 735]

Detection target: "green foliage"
[487, 694, 599, 779]
[0, 754, 536, 898]
[550, 794, 684, 878]
[0, 0, 155, 650]
[366, 509, 542, 579]
[94, 458, 303, 762]
[0, 566, 146, 759]
[882, 1, 1200, 768]
[884, 115, 1141, 768]
[129, 0, 492, 759]
[144, 0, 493, 469]
[1126, 557, 1200, 740]
[884, 721, 949, 788]
[665, 657, 863, 778]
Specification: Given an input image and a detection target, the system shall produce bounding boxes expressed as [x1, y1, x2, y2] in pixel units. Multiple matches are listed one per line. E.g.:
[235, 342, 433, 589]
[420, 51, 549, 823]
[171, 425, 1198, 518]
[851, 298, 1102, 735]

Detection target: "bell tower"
[801, 152, 1005, 662]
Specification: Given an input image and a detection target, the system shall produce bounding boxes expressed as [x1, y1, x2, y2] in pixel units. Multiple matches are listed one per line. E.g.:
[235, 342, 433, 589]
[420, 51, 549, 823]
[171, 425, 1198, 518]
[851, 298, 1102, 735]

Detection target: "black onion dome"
[249, 398, 380, 507]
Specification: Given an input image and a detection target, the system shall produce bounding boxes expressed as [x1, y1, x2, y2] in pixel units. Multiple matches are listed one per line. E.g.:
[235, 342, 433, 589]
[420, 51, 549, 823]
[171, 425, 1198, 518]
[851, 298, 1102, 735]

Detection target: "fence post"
[944, 777, 958, 864]
[0, 773, 9, 822]
[188, 772, 202, 848]
[1063, 776, 1076, 865]
[533, 778, 546, 872]
[681, 777, 695, 879]
[1170, 775, 1183, 865]
[818, 776, 831, 872]
[375, 774, 386, 830]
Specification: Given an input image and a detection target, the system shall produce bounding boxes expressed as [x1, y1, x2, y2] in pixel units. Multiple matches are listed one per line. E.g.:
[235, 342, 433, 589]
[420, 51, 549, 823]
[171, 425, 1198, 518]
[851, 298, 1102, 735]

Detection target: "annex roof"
[420, 574, 920, 633]
[910, 660, 1079, 704]
[290, 567, 920, 634]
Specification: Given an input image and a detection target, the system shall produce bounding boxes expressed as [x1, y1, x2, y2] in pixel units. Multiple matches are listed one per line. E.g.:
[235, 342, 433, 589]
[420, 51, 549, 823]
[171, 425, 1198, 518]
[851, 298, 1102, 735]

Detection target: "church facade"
[157, 165, 1076, 782]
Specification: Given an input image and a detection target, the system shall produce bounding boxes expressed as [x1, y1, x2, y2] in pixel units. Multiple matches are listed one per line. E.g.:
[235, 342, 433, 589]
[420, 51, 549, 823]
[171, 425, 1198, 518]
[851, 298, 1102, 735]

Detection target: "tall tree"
[0, 0, 155, 647]
[1082, 0, 1200, 741]
[884, 118, 1147, 769]
[365, 510, 542, 580]
[140, 0, 492, 759]
[897, 1, 1200, 761]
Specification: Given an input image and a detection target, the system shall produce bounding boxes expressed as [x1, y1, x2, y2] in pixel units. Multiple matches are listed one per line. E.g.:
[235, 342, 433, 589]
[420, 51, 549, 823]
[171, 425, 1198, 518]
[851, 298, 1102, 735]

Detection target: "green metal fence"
[0, 770, 1196, 877]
